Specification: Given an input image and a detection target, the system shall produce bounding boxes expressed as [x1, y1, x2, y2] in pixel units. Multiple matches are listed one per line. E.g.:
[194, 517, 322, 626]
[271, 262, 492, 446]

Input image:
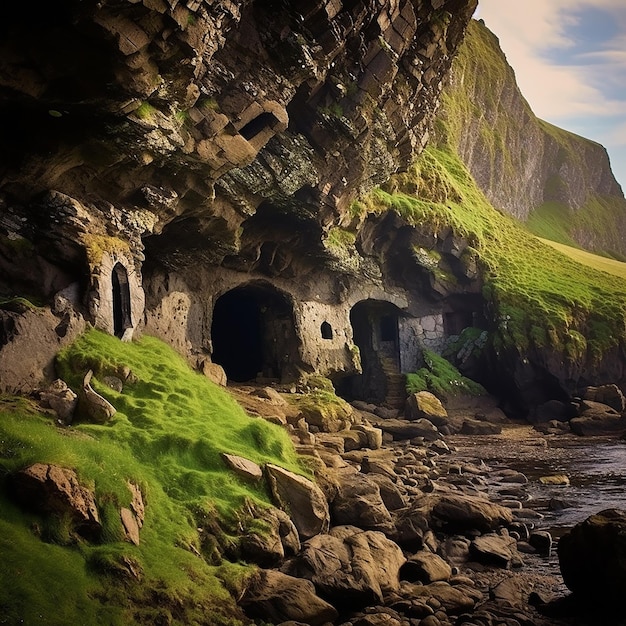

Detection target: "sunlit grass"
[539, 238, 626, 280]
[0, 330, 305, 625]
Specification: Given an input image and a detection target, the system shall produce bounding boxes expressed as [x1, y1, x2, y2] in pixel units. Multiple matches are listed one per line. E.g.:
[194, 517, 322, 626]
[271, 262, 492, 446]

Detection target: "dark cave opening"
[211, 282, 299, 383]
[239, 112, 277, 141]
[336, 299, 402, 405]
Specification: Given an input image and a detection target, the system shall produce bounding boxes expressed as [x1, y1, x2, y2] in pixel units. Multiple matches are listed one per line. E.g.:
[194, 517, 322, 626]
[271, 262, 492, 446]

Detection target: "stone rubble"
[217, 385, 626, 625]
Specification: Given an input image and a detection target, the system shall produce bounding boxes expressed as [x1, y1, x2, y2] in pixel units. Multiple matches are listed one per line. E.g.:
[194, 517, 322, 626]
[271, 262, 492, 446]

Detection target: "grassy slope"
[354, 145, 626, 361]
[539, 238, 626, 280]
[0, 330, 304, 626]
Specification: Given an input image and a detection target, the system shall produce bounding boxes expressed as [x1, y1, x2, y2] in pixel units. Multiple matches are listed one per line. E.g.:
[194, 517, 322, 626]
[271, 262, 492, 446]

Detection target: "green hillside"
[353, 145, 626, 360]
[0, 330, 303, 625]
[539, 238, 626, 280]
[439, 19, 626, 259]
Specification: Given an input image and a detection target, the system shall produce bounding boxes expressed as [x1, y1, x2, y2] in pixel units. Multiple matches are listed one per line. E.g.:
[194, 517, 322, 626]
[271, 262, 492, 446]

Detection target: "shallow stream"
[448, 426, 626, 535]
[446, 427, 626, 587]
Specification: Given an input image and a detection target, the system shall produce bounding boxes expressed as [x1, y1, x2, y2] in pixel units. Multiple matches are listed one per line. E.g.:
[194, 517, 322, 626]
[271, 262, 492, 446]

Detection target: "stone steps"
[379, 356, 406, 409]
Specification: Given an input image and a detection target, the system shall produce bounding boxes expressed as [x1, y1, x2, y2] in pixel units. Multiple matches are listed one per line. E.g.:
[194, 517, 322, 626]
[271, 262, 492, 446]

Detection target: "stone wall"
[143, 263, 451, 383]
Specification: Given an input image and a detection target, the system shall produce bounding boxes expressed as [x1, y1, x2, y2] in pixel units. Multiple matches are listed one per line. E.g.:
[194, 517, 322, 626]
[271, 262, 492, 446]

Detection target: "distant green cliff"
[438, 19, 626, 259]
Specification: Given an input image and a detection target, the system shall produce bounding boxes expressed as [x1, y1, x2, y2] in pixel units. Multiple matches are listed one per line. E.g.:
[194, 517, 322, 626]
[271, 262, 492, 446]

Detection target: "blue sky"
[474, 1, 626, 192]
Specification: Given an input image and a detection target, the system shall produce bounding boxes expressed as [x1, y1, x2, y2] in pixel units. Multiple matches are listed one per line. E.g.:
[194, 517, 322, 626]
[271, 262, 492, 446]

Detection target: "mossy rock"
[292, 390, 355, 433]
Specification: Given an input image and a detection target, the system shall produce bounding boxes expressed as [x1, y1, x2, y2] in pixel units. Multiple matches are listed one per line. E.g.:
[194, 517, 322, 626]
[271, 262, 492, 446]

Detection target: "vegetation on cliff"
[353, 145, 626, 362]
[406, 349, 485, 398]
[0, 330, 303, 625]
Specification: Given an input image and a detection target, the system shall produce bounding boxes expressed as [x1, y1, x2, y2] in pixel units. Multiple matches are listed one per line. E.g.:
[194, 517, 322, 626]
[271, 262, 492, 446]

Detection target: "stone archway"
[112, 262, 132, 338]
[211, 281, 300, 383]
[337, 299, 404, 406]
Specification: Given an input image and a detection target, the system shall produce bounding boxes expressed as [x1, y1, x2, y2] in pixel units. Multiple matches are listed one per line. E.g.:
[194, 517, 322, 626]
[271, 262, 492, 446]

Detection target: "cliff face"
[1, 2, 624, 413]
[0, 0, 480, 396]
[0, 0, 476, 268]
[439, 20, 626, 257]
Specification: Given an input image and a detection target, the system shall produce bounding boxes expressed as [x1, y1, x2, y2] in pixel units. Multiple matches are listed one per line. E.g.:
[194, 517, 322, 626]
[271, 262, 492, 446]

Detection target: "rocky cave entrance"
[112, 263, 132, 338]
[210, 282, 299, 383]
[336, 299, 403, 405]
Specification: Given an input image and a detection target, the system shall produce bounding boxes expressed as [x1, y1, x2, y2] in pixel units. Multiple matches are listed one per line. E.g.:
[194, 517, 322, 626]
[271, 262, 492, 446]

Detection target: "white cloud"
[475, 0, 626, 120]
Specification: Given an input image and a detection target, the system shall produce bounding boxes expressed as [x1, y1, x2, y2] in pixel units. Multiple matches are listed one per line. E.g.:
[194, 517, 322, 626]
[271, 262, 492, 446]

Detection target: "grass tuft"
[406, 349, 486, 399]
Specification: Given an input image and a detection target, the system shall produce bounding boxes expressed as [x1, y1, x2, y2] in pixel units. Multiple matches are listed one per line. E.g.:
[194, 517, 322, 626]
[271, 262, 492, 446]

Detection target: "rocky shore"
[16, 373, 626, 625]
[226, 383, 626, 626]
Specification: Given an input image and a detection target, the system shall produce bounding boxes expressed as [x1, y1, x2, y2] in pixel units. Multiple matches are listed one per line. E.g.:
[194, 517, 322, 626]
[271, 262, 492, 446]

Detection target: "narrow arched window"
[112, 263, 132, 338]
[321, 321, 333, 340]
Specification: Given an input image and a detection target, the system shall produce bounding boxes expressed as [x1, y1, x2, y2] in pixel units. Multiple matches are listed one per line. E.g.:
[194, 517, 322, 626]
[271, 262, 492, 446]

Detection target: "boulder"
[296, 394, 355, 433]
[365, 474, 407, 511]
[39, 379, 78, 422]
[241, 569, 338, 625]
[371, 418, 441, 441]
[529, 530, 552, 557]
[198, 360, 227, 386]
[532, 399, 576, 423]
[349, 612, 405, 625]
[287, 527, 405, 606]
[459, 418, 502, 435]
[431, 494, 513, 533]
[570, 400, 626, 436]
[221, 453, 263, 482]
[265, 464, 330, 539]
[352, 423, 383, 449]
[406, 392, 448, 426]
[401, 550, 452, 583]
[253, 386, 287, 405]
[336, 429, 369, 451]
[470, 532, 523, 568]
[361, 455, 397, 481]
[400, 581, 476, 614]
[9, 463, 101, 538]
[332, 471, 393, 532]
[558, 508, 626, 606]
[240, 505, 300, 566]
[581, 384, 626, 413]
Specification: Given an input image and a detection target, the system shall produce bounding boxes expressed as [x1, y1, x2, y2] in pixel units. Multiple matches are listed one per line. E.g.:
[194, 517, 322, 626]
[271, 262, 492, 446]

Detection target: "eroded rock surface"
[9, 463, 101, 538]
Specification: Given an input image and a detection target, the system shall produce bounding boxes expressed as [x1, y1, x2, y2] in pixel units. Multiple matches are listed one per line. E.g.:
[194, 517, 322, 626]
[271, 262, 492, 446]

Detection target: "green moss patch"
[0, 330, 306, 625]
[406, 349, 485, 399]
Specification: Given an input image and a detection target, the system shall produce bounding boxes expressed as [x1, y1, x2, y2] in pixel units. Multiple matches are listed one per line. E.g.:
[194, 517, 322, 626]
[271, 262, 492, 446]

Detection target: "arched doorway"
[210, 282, 299, 383]
[112, 263, 132, 338]
[336, 299, 403, 406]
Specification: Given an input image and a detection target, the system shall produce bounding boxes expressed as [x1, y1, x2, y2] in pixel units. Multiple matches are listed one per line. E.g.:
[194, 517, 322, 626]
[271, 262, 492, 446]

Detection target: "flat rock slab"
[221, 453, 263, 481]
[371, 417, 441, 441]
[470, 533, 522, 568]
[431, 493, 514, 532]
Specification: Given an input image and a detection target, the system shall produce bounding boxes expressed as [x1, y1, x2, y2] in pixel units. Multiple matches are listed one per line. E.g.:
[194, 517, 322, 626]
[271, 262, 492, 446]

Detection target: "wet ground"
[446, 426, 626, 595]
[448, 425, 626, 536]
